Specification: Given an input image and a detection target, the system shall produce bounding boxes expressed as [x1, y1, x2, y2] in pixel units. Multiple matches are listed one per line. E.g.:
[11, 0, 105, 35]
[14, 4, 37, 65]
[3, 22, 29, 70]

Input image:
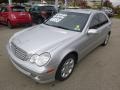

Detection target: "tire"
[37, 18, 44, 24]
[8, 21, 13, 29]
[102, 33, 110, 46]
[55, 54, 76, 81]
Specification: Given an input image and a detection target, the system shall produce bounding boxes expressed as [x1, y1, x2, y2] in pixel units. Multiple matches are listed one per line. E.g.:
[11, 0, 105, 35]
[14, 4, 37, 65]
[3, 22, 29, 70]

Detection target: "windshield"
[12, 6, 26, 12]
[45, 11, 90, 32]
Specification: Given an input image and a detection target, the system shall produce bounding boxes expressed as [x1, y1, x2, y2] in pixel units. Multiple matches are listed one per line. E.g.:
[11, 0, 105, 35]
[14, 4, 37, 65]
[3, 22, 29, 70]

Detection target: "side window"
[89, 13, 109, 29]
[89, 14, 100, 29]
[98, 13, 108, 25]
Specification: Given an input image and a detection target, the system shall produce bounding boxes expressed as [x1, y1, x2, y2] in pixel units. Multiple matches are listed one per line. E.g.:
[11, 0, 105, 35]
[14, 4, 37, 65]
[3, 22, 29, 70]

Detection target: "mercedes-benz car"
[7, 9, 111, 83]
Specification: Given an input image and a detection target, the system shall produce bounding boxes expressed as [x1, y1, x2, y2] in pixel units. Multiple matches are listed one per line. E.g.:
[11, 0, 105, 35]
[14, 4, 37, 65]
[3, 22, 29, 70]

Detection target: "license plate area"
[11, 59, 31, 76]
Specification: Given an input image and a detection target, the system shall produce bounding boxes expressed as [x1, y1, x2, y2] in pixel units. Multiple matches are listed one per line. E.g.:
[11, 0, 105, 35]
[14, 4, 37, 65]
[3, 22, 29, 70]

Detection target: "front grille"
[11, 43, 27, 61]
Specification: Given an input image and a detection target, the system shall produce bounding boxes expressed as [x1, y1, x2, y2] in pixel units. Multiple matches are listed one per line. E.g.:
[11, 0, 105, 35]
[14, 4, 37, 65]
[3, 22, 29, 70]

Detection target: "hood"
[12, 24, 79, 54]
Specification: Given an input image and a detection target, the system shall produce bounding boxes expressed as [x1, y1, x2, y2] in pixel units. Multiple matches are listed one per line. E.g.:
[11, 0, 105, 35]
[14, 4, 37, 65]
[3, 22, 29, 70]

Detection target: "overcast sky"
[110, 0, 120, 6]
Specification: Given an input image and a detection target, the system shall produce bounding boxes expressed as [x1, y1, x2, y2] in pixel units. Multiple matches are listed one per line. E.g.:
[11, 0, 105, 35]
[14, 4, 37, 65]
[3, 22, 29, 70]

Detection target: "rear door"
[77, 14, 101, 59]
[87, 13, 110, 47]
[78, 13, 110, 59]
[98, 13, 111, 37]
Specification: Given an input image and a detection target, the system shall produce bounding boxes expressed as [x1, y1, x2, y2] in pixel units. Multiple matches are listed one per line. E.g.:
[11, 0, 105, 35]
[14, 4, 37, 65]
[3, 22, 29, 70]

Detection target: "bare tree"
[75, 0, 87, 8]
[101, 0, 103, 8]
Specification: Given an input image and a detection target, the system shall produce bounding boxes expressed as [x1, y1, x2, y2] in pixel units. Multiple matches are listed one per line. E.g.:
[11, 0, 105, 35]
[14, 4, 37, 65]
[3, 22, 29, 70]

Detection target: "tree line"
[0, 0, 29, 3]
[0, 0, 114, 8]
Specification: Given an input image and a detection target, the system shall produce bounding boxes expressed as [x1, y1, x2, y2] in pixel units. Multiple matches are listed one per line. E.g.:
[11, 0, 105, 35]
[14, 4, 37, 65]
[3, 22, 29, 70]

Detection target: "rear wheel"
[102, 33, 110, 46]
[55, 54, 76, 81]
[8, 21, 13, 29]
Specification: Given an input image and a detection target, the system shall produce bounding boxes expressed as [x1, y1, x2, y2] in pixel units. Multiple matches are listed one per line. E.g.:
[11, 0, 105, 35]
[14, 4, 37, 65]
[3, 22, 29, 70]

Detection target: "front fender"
[48, 45, 77, 72]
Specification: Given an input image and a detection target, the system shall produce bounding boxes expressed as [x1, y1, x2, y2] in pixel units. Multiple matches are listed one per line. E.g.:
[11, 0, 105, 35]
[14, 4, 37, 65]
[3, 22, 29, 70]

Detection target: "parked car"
[7, 9, 111, 83]
[101, 7, 114, 17]
[0, 5, 32, 28]
[29, 4, 57, 24]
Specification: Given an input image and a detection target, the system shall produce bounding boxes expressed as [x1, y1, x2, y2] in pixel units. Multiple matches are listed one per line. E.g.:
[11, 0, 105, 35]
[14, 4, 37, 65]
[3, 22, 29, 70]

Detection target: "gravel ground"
[0, 18, 120, 90]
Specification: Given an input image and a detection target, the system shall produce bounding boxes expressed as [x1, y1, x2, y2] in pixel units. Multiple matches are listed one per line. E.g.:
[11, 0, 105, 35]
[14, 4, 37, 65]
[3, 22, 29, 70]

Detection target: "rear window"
[41, 6, 55, 11]
[12, 6, 26, 12]
[30, 6, 55, 12]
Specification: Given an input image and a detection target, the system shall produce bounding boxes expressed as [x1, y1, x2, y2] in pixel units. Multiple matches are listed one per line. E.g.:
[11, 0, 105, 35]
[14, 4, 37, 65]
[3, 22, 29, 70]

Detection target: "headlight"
[29, 53, 51, 66]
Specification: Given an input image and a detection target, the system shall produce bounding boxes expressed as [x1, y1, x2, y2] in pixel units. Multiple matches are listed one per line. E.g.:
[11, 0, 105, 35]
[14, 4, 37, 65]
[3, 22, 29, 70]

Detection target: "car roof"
[62, 9, 103, 14]
[6, 5, 25, 8]
[33, 4, 54, 7]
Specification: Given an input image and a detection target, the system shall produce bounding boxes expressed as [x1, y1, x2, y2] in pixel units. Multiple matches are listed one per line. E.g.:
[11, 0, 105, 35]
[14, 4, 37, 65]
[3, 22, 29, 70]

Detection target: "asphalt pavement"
[0, 18, 120, 90]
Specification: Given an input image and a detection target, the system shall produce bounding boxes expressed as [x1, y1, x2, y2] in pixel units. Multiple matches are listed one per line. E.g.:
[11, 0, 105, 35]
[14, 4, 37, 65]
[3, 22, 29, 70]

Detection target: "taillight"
[28, 14, 31, 18]
[11, 14, 16, 19]
[28, 14, 32, 21]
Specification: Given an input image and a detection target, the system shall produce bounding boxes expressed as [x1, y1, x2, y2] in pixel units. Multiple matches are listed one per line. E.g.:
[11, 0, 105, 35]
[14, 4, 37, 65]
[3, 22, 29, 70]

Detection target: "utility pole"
[8, 0, 12, 5]
[73, 0, 76, 7]
[55, 0, 58, 10]
[64, 0, 67, 9]
[101, 0, 103, 8]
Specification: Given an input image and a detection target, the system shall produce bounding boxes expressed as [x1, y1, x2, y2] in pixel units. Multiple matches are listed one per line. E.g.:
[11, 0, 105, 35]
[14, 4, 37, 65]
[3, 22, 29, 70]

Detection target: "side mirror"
[87, 29, 99, 35]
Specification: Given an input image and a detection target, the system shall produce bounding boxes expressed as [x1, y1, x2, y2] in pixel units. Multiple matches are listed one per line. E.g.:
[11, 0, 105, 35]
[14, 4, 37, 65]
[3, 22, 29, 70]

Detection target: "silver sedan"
[7, 9, 111, 83]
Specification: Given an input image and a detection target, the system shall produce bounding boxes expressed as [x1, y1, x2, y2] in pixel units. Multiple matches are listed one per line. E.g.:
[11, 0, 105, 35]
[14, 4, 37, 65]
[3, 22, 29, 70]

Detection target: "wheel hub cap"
[61, 58, 74, 78]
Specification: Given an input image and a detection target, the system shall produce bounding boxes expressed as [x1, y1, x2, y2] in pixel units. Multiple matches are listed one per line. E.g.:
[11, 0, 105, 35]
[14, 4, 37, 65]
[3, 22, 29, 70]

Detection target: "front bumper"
[6, 44, 55, 83]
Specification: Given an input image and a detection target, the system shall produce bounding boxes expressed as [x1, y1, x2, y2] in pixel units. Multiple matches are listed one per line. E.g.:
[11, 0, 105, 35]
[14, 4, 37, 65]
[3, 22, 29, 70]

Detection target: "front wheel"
[55, 54, 76, 81]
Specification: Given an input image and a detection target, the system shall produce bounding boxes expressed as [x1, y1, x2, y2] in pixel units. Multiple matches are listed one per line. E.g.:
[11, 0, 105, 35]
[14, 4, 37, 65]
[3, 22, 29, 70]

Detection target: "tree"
[76, 0, 87, 8]
[0, 0, 29, 4]
[13, 0, 29, 3]
[0, 0, 8, 3]
[114, 6, 120, 14]
[103, 0, 113, 8]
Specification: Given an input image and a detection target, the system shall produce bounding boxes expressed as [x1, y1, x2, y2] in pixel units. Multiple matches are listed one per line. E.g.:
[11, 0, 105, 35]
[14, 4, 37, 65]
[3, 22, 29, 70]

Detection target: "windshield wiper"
[53, 25, 70, 30]
[44, 23, 70, 30]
